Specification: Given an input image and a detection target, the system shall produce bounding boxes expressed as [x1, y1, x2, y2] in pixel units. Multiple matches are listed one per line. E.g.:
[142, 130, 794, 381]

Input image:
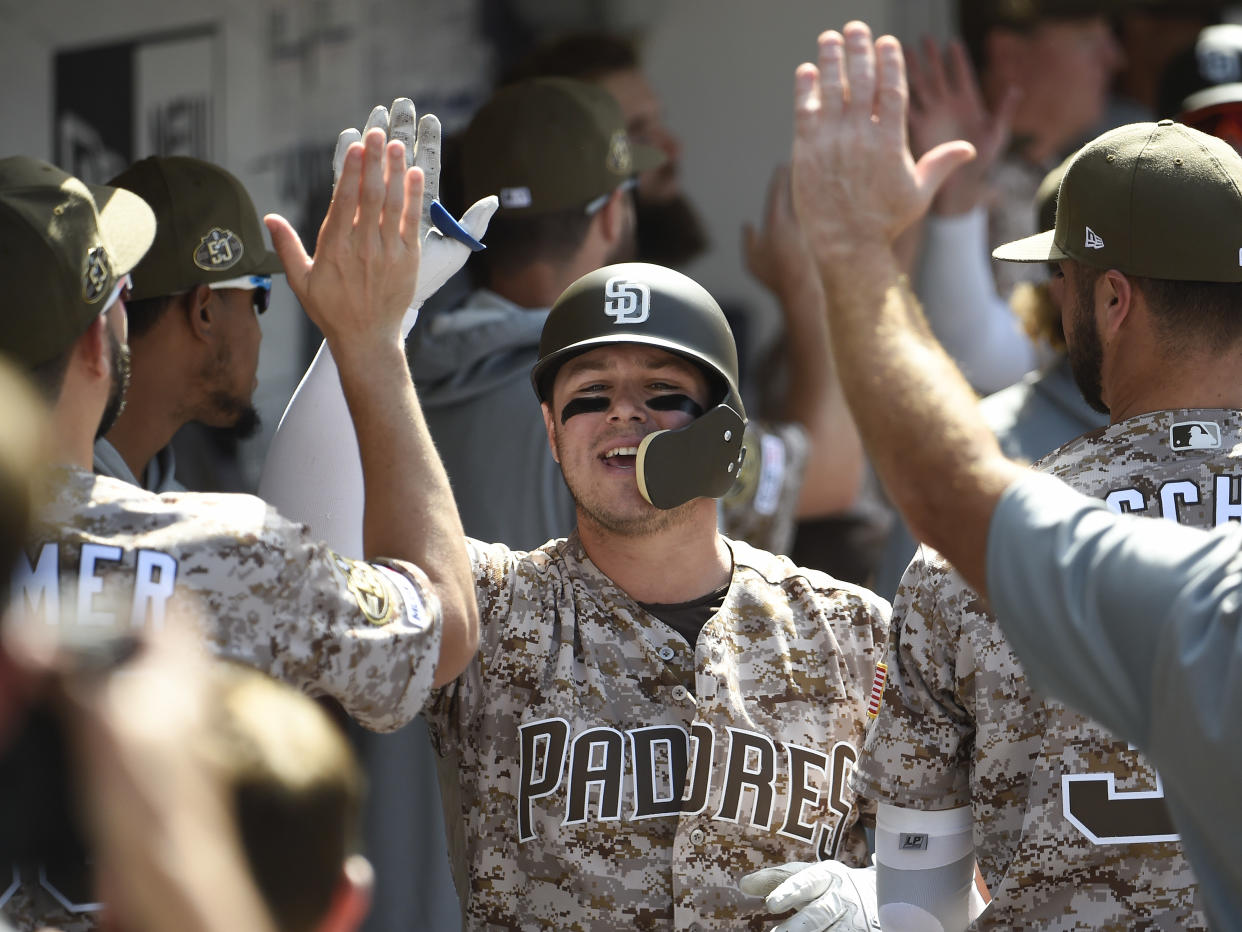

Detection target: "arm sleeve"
[985, 471, 1242, 748]
[850, 552, 974, 809]
[258, 342, 366, 558]
[915, 208, 1039, 395]
[875, 803, 976, 932]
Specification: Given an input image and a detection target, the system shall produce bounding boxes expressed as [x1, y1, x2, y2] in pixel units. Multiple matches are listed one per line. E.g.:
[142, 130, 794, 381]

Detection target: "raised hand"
[907, 38, 1020, 216]
[266, 129, 423, 361]
[791, 22, 976, 261]
[743, 163, 820, 304]
[333, 98, 496, 324]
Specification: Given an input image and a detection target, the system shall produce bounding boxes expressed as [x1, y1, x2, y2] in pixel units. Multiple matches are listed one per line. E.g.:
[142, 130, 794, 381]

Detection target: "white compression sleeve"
[916, 208, 1039, 395]
[875, 803, 976, 932]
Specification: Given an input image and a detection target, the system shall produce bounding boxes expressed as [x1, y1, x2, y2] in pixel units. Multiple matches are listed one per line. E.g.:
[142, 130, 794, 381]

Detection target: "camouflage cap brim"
[992, 228, 1068, 263]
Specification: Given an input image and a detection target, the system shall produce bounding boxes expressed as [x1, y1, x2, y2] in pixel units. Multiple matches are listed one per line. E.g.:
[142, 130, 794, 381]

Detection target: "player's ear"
[185, 284, 215, 342]
[541, 402, 561, 464]
[1099, 269, 1132, 339]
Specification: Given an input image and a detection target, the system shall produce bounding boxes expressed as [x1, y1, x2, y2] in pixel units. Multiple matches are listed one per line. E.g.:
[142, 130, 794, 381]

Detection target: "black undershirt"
[638, 582, 731, 646]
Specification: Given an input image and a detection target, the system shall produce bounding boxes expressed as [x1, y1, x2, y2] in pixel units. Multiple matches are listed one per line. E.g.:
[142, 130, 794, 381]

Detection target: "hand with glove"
[740, 860, 881, 932]
[332, 97, 496, 335]
[259, 98, 497, 556]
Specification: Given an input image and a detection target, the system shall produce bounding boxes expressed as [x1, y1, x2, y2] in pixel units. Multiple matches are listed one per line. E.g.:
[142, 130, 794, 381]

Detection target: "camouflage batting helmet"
[532, 262, 747, 510]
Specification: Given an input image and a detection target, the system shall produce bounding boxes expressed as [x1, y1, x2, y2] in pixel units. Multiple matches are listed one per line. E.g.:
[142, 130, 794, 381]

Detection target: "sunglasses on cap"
[207, 274, 273, 314]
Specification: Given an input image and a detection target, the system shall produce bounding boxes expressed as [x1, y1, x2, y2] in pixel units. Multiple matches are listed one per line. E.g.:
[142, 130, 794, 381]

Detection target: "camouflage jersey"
[721, 420, 809, 556]
[851, 408, 1242, 929]
[4, 467, 443, 931]
[425, 532, 888, 930]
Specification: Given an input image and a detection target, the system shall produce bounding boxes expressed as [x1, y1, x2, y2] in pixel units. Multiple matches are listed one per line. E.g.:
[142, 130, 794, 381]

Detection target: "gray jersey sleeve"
[985, 471, 1242, 749]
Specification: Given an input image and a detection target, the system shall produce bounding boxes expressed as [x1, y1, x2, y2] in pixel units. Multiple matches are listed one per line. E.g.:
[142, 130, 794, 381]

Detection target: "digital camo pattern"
[424, 532, 889, 930]
[5, 468, 445, 932]
[721, 420, 809, 556]
[852, 409, 1242, 929]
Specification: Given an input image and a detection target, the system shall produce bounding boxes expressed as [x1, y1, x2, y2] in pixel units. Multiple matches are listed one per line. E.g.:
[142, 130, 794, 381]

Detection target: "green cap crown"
[462, 77, 665, 214]
[994, 120, 1242, 281]
[109, 156, 283, 301]
[0, 156, 155, 367]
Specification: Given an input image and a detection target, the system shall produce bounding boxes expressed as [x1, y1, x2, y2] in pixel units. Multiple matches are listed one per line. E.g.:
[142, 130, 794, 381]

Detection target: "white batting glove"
[740, 861, 880, 932]
[333, 98, 497, 335]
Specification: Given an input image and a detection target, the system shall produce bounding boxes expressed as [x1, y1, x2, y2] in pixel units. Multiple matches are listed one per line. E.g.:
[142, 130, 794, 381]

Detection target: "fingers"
[946, 39, 983, 112]
[843, 21, 876, 123]
[264, 214, 313, 283]
[793, 61, 822, 131]
[815, 31, 846, 121]
[355, 128, 388, 247]
[875, 35, 910, 142]
[922, 35, 948, 101]
[916, 139, 978, 198]
[399, 166, 425, 253]
[738, 864, 808, 898]
[765, 863, 834, 913]
[388, 98, 417, 168]
[333, 128, 362, 187]
[414, 113, 443, 228]
[321, 141, 364, 255]
[364, 104, 390, 138]
[455, 194, 499, 243]
[380, 140, 407, 246]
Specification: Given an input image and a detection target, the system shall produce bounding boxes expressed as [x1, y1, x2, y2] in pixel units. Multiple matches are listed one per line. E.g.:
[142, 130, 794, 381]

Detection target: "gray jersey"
[854, 409, 1241, 929]
[425, 532, 888, 930]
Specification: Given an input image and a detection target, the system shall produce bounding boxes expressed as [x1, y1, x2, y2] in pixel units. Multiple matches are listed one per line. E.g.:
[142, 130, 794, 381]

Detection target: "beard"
[97, 328, 131, 439]
[1066, 272, 1108, 415]
[206, 392, 262, 439]
[552, 427, 696, 538]
[633, 191, 710, 269]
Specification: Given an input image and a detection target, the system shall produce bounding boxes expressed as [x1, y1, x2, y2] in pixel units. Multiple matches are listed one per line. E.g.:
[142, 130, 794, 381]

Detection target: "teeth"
[604, 446, 639, 458]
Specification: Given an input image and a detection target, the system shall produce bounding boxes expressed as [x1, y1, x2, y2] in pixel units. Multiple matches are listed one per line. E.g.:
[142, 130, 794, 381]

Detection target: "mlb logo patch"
[1170, 421, 1222, 451]
[867, 661, 887, 719]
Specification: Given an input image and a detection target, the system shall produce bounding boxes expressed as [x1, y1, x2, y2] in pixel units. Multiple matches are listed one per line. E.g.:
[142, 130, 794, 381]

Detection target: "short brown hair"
[207, 663, 363, 932]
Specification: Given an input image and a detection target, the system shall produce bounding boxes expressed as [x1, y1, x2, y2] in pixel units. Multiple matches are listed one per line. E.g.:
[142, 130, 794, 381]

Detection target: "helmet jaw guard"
[635, 404, 746, 509]
[534, 262, 748, 510]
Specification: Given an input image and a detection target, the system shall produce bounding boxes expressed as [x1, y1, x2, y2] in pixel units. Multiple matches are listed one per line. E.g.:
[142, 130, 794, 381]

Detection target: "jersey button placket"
[671, 684, 688, 701]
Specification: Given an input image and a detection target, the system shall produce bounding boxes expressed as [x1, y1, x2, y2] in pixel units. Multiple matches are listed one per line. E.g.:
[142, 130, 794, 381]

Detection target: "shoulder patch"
[1170, 421, 1221, 451]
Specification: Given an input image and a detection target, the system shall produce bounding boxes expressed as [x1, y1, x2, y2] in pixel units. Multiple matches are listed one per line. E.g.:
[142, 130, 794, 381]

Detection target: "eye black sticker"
[561, 396, 611, 424]
[646, 394, 704, 418]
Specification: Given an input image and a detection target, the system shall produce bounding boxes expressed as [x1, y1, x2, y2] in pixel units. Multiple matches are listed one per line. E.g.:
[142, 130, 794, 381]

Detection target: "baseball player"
[782, 21, 1242, 929]
[264, 256, 890, 928]
[0, 127, 484, 931]
[94, 156, 285, 492]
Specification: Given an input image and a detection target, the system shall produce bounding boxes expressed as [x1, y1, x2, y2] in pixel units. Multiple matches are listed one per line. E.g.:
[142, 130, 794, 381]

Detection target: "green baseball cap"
[0, 156, 155, 367]
[108, 156, 283, 301]
[993, 120, 1242, 281]
[461, 77, 665, 214]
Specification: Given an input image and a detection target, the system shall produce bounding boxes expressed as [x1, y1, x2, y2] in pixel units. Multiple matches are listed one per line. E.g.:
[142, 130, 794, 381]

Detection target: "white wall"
[0, 0, 952, 481]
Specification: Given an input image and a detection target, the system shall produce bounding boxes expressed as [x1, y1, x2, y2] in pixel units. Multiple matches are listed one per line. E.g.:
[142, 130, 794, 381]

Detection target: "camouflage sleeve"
[850, 549, 973, 809]
[720, 420, 809, 555]
[197, 507, 444, 734]
[421, 537, 518, 751]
